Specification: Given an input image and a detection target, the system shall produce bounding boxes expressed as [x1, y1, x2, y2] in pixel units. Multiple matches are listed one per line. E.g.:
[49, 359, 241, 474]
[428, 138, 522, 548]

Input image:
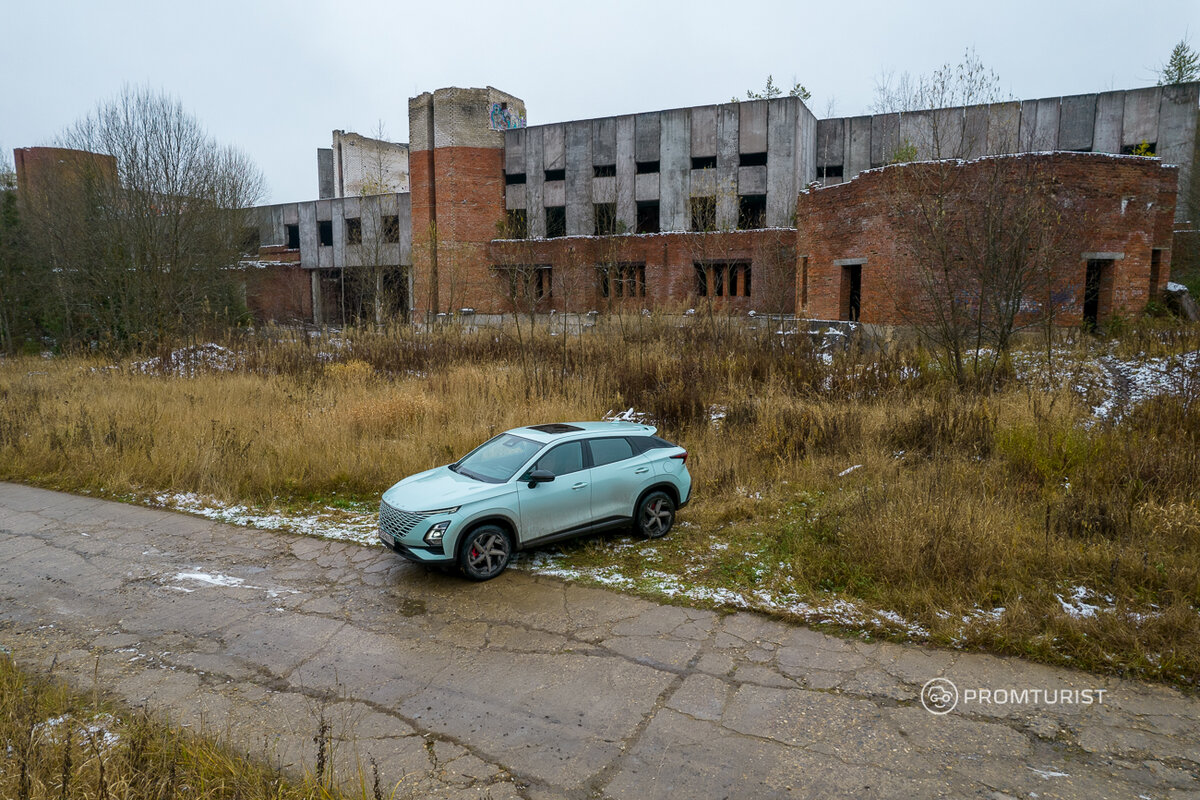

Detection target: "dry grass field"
[2, 316, 1198, 684]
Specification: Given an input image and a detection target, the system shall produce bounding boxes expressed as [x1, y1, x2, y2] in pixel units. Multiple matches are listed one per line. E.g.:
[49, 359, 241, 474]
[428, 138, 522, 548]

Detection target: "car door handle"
[634, 467, 650, 474]
[572, 482, 588, 490]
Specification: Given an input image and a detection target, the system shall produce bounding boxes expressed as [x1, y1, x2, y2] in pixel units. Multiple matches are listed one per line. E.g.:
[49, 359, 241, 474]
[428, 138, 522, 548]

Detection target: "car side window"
[534, 441, 584, 476]
[589, 437, 635, 467]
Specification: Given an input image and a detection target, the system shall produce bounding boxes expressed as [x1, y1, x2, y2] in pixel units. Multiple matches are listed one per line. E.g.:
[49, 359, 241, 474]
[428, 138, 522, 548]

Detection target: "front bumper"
[378, 527, 450, 562]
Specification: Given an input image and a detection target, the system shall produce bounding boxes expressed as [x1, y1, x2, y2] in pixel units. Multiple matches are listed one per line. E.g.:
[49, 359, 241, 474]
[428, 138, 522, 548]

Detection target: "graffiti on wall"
[490, 103, 526, 131]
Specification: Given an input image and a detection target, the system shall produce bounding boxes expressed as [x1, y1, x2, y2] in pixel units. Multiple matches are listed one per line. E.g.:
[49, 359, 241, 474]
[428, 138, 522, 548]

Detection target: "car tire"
[635, 491, 675, 539]
[458, 525, 512, 581]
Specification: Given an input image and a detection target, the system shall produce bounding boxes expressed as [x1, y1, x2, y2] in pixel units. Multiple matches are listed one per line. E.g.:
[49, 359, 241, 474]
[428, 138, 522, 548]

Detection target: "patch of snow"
[131, 343, 239, 377]
[1056, 586, 1101, 619]
[838, 464, 863, 477]
[173, 572, 244, 588]
[1027, 767, 1070, 780]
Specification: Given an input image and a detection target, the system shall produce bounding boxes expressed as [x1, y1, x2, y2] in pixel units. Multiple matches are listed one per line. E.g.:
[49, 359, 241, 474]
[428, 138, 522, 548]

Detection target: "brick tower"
[408, 87, 526, 317]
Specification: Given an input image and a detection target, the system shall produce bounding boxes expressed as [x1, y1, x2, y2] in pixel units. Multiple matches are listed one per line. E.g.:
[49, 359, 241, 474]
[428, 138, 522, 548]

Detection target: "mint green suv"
[377, 422, 691, 580]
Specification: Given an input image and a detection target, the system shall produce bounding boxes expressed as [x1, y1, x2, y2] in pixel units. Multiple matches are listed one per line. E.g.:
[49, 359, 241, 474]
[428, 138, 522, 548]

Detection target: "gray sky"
[3, 0, 1197, 204]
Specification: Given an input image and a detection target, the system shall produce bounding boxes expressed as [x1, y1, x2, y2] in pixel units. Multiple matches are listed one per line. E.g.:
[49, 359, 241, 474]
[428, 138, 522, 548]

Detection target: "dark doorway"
[1083, 259, 1105, 329]
[842, 264, 862, 321]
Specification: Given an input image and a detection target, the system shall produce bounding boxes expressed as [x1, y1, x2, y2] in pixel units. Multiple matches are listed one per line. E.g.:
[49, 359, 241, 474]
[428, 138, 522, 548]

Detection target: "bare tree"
[877, 53, 1076, 385]
[21, 86, 264, 348]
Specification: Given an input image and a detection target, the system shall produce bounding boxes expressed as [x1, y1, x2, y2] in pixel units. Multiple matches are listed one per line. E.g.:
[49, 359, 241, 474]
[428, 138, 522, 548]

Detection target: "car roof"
[507, 421, 658, 444]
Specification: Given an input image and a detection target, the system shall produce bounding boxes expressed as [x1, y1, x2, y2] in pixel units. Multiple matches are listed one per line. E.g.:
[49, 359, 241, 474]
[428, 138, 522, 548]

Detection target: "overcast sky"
[3, 0, 1197, 204]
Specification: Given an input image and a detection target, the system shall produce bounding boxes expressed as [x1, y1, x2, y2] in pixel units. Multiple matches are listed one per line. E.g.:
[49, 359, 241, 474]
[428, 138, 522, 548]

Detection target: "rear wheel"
[458, 525, 512, 581]
[636, 491, 675, 539]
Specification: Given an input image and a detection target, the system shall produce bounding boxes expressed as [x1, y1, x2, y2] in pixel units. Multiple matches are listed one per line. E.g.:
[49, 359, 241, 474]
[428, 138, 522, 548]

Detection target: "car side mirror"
[527, 469, 556, 488]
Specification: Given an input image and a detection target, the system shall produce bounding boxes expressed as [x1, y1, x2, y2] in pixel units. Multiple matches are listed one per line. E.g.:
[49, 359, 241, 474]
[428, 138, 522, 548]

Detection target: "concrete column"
[615, 115, 636, 231]
[659, 108, 690, 232]
[716, 104, 739, 230]
[310, 271, 322, 325]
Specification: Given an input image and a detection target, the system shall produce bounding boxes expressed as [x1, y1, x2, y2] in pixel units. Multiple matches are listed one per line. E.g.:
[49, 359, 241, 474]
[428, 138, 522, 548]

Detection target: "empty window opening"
[546, 206, 566, 238]
[318, 220, 333, 247]
[594, 203, 618, 236]
[593, 164, 616, 178]
[505, 172, 527, 185]
[695, 263, 708, 296]
[544, 168, 565, 182]
[690, 196, 716, 232]
[841, 263, 862, 321]
[345, 217, 362, 245]
[635, 160, 660, 175]
[739, 152, 768, 167]
[536, 266, 552, 299]
[598, 262, 646, 298]
[636, 200, 659, 234]
[285, 223, 300, 250]
[381, 215, 400, 244]
[819, 164, 844, 181]
[800, 256, 809, 309]
[738, 195, 766, 230]
[693, 262, 751, 299]
[1083, 259, 1112, 329]
[1120, 141, 1157, 156]
[713, 263, 726, 296]
[498, 264, 553, 302]
[504, 208, 527, 239]
[1149, 248, 1162, 300]
[691, 155, 717, 170]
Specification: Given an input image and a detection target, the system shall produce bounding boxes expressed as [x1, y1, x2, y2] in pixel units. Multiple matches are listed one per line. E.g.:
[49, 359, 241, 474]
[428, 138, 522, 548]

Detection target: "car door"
[585, 437, 651, 522]
[514, 440, 591, 544]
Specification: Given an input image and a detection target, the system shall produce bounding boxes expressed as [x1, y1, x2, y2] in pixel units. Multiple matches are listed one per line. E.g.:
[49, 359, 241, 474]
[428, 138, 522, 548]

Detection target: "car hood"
[382, 465, 513, 512]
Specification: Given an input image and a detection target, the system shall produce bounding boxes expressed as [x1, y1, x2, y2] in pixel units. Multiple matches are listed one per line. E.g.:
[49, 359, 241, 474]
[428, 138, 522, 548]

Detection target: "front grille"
[379, 501, 429, 542]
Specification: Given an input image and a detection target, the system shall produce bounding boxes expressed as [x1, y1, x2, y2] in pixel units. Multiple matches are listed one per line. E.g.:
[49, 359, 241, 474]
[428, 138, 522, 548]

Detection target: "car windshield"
[452, 433, 543, 483]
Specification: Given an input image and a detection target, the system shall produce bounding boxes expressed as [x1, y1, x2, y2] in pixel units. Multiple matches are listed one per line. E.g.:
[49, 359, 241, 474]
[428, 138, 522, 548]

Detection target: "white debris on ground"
[173, 572, 244, 588]
[838, 464, 863, 477]
[35, 713, 121, 749]
[130, 343, 239, 376]
[151, 492, 379, 546]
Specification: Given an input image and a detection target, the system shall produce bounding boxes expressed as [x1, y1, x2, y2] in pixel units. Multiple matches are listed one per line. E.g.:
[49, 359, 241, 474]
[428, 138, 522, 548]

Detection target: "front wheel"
[636, 491, 676, 539]
[458, 525, 512, 581]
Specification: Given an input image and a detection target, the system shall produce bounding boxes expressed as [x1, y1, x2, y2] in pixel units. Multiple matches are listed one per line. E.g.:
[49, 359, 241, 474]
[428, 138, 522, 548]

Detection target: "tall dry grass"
[1, 316, 1198, 681]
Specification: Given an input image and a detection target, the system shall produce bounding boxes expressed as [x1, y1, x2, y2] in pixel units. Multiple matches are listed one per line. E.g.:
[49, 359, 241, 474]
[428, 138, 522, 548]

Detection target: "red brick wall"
[796, 154, 1178, 325]
[242, 247, 311, 323]
[488, 230, 795, 314]
[13, 146, 117, 212]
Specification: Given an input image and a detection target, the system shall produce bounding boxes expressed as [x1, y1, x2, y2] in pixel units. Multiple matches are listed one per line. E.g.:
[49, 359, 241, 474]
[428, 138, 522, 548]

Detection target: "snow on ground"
[130, 343, 240, 376]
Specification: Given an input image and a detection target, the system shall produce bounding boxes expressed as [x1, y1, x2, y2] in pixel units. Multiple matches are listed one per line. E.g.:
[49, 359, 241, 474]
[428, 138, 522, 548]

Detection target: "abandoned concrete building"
[238, 82, 1197, 327]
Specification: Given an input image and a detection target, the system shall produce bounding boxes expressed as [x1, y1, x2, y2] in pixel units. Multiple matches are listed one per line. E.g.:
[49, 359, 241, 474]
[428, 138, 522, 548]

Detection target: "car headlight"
[424, 520, 452, 545]
[421, 506, 460, 515]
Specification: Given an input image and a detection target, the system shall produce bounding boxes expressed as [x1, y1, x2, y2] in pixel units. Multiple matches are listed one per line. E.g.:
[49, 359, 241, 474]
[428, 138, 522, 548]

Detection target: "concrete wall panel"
[689, 169, 716, 196]
[543, 124, 565, 172]
[963, 105, 989, 159]
[1122, 87, 1161, 147]
[544, 181, 565, 207]
[797, 101, 817, 187]
[738, 165, 767, 195]
[634, 172, 659, 202]
[317, 149, 334, 199]
[592, 176, 616, 203]
[899, 111, 933, 160]
[565, 121, 593, 236]
[816, 118, 843, 167]
[504, 129, 525, 174]
[592, 117, 616, 166]
[1158, 83, 1200, 223]
[739, 100, 768, 153]
[931, 107, 964, 158]
[871, 113, 899, 166]
[766, 97, 797, 227]
[615, 115, 637, 231]
[635, 113, 661, 163]
[1093, 91, 1125, 153]
[987, 102, 1021, 154]
[1033, 97, 1061, 151]
[524, 127, 546, 237]
[397, 193, 412, 264]
[659, 108, 690, 232]
[846, 116, 872, 177]
[1059, 94, 1096, 151]
[299, 202, 318, 269]
[717, 104, 740, 230]
[691, 105, 717, 157]
[331, 197, 345, 268]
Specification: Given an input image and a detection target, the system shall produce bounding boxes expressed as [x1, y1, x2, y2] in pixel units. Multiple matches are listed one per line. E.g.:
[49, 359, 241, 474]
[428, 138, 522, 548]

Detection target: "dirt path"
[0, 482, 1197, 799]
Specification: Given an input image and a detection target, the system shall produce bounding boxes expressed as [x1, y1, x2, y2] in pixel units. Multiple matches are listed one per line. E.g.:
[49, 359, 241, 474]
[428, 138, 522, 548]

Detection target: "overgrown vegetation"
[0, 653, 375, 799]
[0, 316, 1198, 684]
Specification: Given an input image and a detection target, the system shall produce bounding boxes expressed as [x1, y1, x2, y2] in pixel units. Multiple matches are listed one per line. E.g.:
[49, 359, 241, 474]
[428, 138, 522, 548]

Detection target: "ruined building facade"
[240, 82, 1197, 328]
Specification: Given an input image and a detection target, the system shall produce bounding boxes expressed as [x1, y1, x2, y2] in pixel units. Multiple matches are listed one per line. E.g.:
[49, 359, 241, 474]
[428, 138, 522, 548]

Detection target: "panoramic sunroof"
[527, 423, 583, 434]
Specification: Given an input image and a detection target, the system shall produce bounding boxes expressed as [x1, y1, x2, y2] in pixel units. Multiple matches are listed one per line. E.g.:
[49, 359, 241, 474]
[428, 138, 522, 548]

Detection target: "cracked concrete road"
[0, 483, 1197, 799]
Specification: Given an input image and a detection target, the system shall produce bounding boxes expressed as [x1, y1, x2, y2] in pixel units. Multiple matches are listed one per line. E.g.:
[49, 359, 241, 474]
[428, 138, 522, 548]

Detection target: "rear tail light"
[671, 451, 688, 465]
